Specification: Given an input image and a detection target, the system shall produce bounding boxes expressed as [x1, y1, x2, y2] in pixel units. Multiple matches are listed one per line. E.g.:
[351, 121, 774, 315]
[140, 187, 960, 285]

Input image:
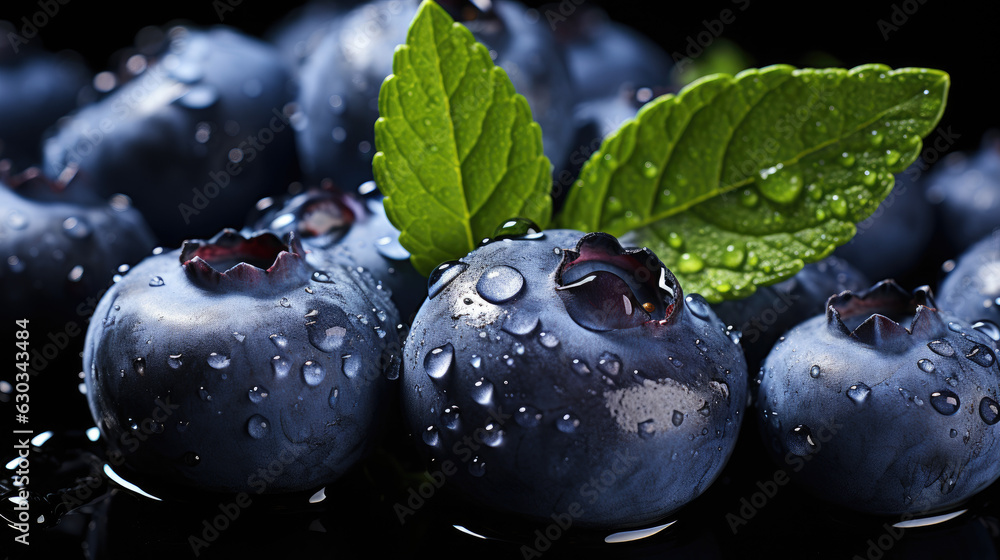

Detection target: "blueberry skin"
[757, 281, 1000, 515]
[83, 230, 401, 494]
[246, 183, 425, 320]
[712, 255, 869, 375]
[43, 27, 298, 246]
[937, 232, 1000, 330]
[402, 229, 747, 528]
[0, 49, 90, 170]
[925, 133, 1000, 253]
[295, 0, 574, 189]
[832, 161, 935, 280]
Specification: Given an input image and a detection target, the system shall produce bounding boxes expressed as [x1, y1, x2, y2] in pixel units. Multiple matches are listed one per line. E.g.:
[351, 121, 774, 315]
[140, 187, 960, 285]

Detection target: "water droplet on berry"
[538, 332, 559, 348]
[6, 210, 28, 230]
[441, 406, 461, 430]
[492, 218, 544, 241]
[149, 276, 165, 287]
[787, 425, 817, 456]
[809, 365, 821, 378]
[374, 236, 410, 260]
[502, 314, 539, 336]
[328, 386, 339, 408]
[638, 419, 656, 439]
[973, 321, 1000, 342]
[167, 354, 183, 369]
[980, 397, 1000, 425]
[571, 359, 591, 375]
[672, 410, 684, 426]
[424, 344, 454, 380]
[847, 383, 871, 405]
[966, 344, 995, 367]
[247, 415, 269, 439]
[515, 405, 542, 428]
[476, 265, 525, 304]
[929, 390, 960, 415]
[428, 261, 467, 299]
[685, 294, 712, 320]
[302, 360, 326, 386]
[308, 323, 347, 353]
[483, 423, 504, 447]
[423, 426, 440, 446]
[269, 334, 288, 349]
[62, 216, 91, 239]
[597, 352, 621, 375]
[311, 270, 334, 283]
[207, 353, 230, 369]
[271, 356, 291, 378]
[950, 428, 958, 438]
[556, 413, 580, 433]
[183, 452, 200, 466]
[249, 386, 268, 403]
[472, 378, 494, 405]
[928, 340, 955, 357]
[341, 354, 362, 378]
[918, 359, 935, 373]
[132, 358, 146, 375]
[469, 456, 486, 477]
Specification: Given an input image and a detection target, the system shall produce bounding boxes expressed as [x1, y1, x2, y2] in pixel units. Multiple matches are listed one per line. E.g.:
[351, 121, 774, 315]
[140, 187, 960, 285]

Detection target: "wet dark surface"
[4, 0, 1000, 558]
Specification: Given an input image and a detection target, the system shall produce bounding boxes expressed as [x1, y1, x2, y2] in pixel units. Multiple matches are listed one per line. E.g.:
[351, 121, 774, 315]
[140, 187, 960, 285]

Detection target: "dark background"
[4, 0, 997, 154]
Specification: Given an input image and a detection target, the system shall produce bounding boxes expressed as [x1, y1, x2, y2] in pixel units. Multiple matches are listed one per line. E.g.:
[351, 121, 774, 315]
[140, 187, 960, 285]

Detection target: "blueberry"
[0, 44, 90, 170]
[925, 132, 1000, 253]
[712, 255, 870, 375]
[83, 230, 401, 494]
[295, 0, 574, 190]
[43, 26, 298, 246]
[1, 169, 156, 429]
[246, 181, 425, 319]
[937, 232, 1000, 336]
[555, 7, 674, 103]
[401, 228, 747, 528]
[832, 160, 935, 280]
[757, 281, 1000, 514]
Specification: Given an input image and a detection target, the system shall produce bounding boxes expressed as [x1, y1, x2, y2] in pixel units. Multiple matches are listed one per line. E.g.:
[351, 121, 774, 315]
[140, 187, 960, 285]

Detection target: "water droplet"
[374, 235, 410, 260]
[271, 355, 291, 377]
[482, 423, 504, 447]
[311, 270, 335, 283]
[249, 386, 268, 403]
[167, 354, 183, 369]
[279, 297, 291, 308]
[948, 322, 964, 333]
[423, 426, 440, 446]
[341, 354, 362, 378]
[672, 410, 684, 427]
[441, 406, 461, 430]
[740, 189, 759, 207]
[492, 218, 544, 240]
[476, 265, 525, 304]
[828, 194, 847, 218]
[538, 332, 559, 348]
[149, 276, 165, 287]
[132, 358, 146, 375]
[973, 321, 1000, 342]
[899, 387, 924, 405]
[839, 152, 855, 167]
[667, 231, 683, 249]
[556, 413, 580, 433]
[502, 314, 539, 336]
[472, 378, 494, 405]
[247, 415, 269, 439]
[469, 456, 486, 477]
[643, 161, 658, 178]
[62, 216, 92, 239]
[232, 331, 246, 343]
[515, 405, 542, 428]
[685, 295, 712, 320]
[847, 383, 871, 405]
[571, 359, 591, 375]
[424, 344, 455, 380]
[928, 340, 955, 357]
[638, 419, 656, 439]
[207, 353, 230, 369]
[597, 352, 621, 376]
[787, 425, 817, 456]
[302, 360, 326, 386]
[328, 386, 339, 408]
[918, 359, 935, 373]
[308, 324, 347, 353]
[929, 390, 960, 415]
[269, 334, 288, 349]
[6, 210, 28, 230]
[428, 261, 467, 299]
[809, 365, 821, 378]
[513, 342, 525, 355]
[470, 355, 482, 369]
[966, 344, 996, 368]
[183, 452, 201, 466]
[980, 397, 1000, 425]
[677, 253, 704, 274]
[698, 402, 711, 416]
[950, 428, 958, 438]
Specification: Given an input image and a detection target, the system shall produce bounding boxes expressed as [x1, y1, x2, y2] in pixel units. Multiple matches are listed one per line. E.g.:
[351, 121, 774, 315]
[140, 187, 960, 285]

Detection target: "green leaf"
[372, 0, 552, 276]
[555, 64, 949, 302]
